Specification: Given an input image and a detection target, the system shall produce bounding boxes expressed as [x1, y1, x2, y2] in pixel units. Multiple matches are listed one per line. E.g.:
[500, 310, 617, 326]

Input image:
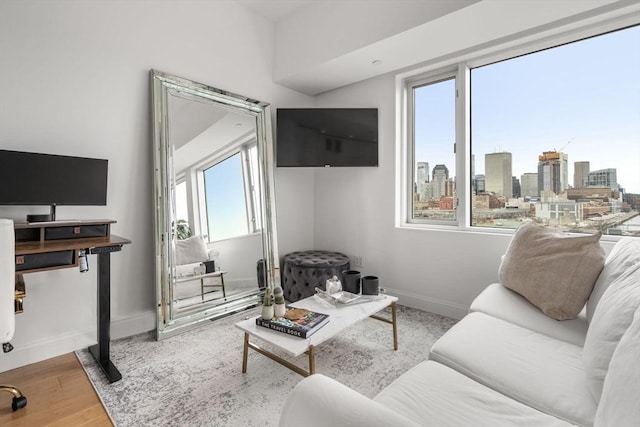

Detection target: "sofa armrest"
[279, 374, 420, 427]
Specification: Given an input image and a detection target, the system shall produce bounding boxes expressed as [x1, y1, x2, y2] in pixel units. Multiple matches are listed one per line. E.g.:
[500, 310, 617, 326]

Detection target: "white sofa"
[278, 236, 640, 427]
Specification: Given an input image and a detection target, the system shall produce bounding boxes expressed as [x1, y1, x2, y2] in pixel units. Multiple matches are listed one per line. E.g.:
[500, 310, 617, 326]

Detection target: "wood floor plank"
[0, 352, 112, 426]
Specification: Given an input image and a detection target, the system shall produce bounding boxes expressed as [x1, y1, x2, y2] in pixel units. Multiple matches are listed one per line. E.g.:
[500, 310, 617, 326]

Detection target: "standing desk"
[14, 219, 131, 383]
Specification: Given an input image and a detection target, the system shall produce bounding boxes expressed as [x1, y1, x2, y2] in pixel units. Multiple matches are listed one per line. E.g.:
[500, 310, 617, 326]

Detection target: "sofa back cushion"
[587, 237, 640, 323]
[594, 305, 640, 427]
[498, 222, 605, 320]
[583, 264, 640, 403]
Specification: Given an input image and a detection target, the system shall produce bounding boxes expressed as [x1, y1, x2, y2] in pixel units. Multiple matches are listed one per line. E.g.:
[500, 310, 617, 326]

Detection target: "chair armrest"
[279, 374, 420, 427]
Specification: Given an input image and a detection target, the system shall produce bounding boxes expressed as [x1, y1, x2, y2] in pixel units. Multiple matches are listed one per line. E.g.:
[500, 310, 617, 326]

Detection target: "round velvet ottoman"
[281, 250, 350, 302]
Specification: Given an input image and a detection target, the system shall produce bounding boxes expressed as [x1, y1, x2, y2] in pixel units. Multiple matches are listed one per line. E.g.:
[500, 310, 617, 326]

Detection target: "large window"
[411, 75, 457, 223]
[405, 23, 640, 237]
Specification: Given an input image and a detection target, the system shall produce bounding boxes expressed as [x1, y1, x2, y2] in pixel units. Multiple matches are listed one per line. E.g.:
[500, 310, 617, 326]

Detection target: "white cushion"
[583, 265, 640, 403]
[470, 283, 588, 346]
[594, 305, 640, 427]
[429, 312, 596, 426]
[175, 235, 209, 265]
[0, 219, 15, 344]
[498, 222, 605, 320]
[374, 361, 575, 427]
[587, 237, 640, 323]
[279, 374, 420, 427]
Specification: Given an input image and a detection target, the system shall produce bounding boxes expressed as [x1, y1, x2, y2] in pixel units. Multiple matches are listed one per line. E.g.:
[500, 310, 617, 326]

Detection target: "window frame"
[398, 13, 640, 239]
[406, 69, 461, 227]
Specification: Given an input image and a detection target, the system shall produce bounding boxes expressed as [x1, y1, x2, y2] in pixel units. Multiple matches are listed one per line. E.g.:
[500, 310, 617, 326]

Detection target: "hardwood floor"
[0, 353, 112, 426]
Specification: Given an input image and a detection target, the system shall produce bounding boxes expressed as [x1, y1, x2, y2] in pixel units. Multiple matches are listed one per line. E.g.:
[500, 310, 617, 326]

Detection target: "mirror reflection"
[152, 70, 277, 339]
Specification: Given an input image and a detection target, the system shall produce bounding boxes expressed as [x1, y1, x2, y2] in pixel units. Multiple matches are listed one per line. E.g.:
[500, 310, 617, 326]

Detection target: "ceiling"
[235, 1, 638, 95]
[234, 0, 314, 23]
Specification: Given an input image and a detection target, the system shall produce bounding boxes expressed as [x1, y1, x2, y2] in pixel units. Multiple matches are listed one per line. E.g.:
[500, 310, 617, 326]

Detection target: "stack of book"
[256, 307, 329, 338]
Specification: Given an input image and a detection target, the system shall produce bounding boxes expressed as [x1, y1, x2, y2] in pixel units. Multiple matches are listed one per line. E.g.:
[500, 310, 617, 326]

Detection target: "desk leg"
[88, 252, 122, 383]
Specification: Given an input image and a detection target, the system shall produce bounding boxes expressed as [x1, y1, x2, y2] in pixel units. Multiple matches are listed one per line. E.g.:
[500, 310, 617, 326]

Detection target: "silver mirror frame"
[151, 70, 279, 339]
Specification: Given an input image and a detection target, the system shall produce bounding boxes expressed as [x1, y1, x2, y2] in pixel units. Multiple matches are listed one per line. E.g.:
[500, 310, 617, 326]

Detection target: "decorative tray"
[314, 288, 361, 305]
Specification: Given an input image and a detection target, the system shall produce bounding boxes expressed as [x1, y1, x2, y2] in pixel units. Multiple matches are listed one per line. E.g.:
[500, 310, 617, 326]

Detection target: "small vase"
[261, 304, 274, 320]
[274, 303, 286, 318]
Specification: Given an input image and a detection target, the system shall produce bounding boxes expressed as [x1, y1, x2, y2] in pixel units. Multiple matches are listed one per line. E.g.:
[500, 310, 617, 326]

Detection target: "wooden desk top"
[15, 234, 131, 255]
[14, 219, 117, 229]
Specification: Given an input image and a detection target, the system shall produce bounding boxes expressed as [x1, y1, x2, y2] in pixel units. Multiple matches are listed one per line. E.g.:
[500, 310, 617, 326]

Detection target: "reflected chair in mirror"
[0, 219, 27, 411]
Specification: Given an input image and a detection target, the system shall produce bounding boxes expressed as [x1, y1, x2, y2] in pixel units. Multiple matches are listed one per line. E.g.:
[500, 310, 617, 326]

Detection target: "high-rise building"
[574, 161, 590, 188]
[417, 162, 429, 184]
[416, 162, 430, 201]
[485, 152, 512, 198]
[520, 173, 539, 198]
[432, 164, 449, 199]
[473, 174, 485, 195]
[538, 151, 568, 196]
[512, 176, 521, 198]
[587, 168, 618, 190]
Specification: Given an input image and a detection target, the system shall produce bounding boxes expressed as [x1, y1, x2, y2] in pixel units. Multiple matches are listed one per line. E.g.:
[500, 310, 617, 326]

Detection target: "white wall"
[0, 0, 315, 371]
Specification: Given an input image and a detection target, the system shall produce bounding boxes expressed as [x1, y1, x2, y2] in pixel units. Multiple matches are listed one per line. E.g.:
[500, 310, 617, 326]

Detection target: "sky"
[415, 24, 640, 194]
[204, 153, 248, 241]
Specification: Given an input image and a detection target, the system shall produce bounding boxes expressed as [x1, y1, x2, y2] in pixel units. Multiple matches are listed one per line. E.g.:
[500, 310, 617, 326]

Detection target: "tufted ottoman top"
[283, 250, 350, 268]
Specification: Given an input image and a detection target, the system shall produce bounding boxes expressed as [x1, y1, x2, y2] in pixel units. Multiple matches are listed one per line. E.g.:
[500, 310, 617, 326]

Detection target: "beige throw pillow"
[498, 222, 605, 320]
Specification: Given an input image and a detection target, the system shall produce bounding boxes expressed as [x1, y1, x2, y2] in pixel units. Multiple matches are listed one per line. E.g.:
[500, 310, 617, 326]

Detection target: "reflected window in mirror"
[174, 180, 191, 239]
[204, 151, 249, 241]
[174, 142, 264, 243]
[247, 144, 263, 231]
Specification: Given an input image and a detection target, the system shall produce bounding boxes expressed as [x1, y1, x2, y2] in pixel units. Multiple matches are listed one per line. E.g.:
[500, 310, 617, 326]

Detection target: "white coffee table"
[235, 293, 398, 377]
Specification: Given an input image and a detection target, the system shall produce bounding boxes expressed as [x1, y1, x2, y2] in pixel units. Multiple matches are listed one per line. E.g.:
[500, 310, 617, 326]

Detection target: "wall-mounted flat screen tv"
[276, 108, 378, 167]
[0, 149, 108, 221]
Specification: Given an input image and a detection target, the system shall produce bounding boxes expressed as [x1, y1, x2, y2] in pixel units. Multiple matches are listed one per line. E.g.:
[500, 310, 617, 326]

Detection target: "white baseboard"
[111, 310, 156, 340]
[0, 328, 95, 372]
[0, 310, 156, 373]
[386, 288, 469, 320]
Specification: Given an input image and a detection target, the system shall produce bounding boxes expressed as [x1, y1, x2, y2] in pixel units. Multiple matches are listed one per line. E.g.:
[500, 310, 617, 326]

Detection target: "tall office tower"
[473, 174, 485, 195]
[520, 173, 539, 198]
[471, 154, 475, 178]
[574, 161, 590, 188]
[537, 151, 568, 196]
[485, 152, 513, 198]
[432, 164, 449, 199]
[445, 177, 456, 197]
[416, 162, 430, 201]
[512, 176, 521, 198]
[416, 162, 430, 184]
[587, 168, 618, 190]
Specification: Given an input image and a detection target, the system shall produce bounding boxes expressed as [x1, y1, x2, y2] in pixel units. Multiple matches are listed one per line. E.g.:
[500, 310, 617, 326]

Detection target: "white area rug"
[77, 304, 456, 426]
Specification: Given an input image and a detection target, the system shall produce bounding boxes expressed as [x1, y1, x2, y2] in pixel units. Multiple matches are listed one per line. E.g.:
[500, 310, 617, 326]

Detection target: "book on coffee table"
[256, 307, 330, 338]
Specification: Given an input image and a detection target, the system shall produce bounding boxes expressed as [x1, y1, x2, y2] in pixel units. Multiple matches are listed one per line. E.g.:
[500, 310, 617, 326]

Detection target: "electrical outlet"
[353, 256, 363, 268]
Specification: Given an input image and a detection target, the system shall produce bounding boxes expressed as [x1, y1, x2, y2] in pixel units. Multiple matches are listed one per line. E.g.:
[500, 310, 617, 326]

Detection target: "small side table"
[200, 271, 226, 300]
[174, 270, 226, 300]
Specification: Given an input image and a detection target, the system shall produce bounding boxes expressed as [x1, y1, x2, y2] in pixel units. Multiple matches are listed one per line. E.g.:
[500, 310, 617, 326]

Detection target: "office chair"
[0, 218, 27, 411]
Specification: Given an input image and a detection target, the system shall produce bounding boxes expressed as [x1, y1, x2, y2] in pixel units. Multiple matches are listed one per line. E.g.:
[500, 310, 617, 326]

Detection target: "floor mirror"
[151, 70, 279, 339]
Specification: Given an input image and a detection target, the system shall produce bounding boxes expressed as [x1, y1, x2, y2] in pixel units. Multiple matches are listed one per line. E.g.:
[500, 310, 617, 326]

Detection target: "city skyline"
[416, 149, 630, 196]
[414, 24, 639, 194]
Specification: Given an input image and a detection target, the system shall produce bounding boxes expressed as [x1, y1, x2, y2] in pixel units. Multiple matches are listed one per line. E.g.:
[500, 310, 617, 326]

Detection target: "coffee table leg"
[391, 301, 398, 350]
[308, 345, 315, 375]
[242, 332, 249, 373]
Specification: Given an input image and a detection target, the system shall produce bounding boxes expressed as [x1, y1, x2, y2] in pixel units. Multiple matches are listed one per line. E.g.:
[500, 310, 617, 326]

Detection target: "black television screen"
[276, 108, 378, 167]
[0, 149, 108, 207]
